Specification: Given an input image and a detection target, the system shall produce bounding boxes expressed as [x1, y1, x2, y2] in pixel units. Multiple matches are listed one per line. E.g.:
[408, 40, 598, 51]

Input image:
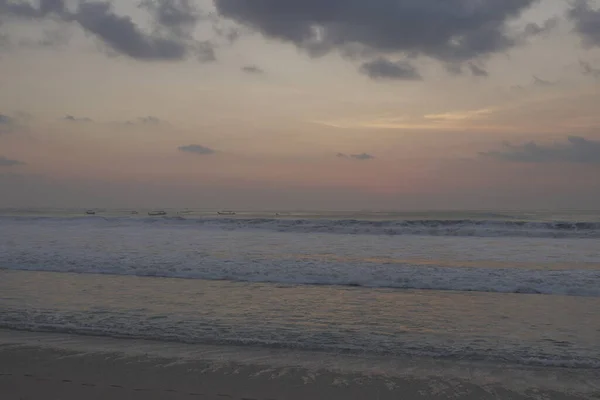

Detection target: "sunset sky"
[1, 0, 600, 210]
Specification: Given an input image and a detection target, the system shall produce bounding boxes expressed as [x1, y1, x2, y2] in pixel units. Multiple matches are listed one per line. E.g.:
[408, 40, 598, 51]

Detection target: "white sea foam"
[4, 260, 599, 296]
[2, 215, 600, 238]
[1, 216, 599, 297]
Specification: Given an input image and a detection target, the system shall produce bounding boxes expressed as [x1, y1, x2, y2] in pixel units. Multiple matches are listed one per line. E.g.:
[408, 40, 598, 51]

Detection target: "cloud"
[481, 136, 600, 164]
[424, 108, 493, 121]
[523, 17, 559, 37]
[61, 115, 167, 126]
[443, 61, 488, 77]
[580, 60, 600, 77]
[0, 155, 24, 167]
[137, 116, 162, 124]
[64, 115, 93, 122]
[0, 32, 9, 48]
[74, 1, 189, 61]
[139, 0, 202, 38]
[18, 26, 71, 49]
[468, 63, 488, 77]
[114, 116, 166, 126]
[241, 65, 264, 74]
[532, 75, 554, 86]
[215, 0, 536, 68]
[0, 113, 15, 133]
[0, 113, 14, 123]
[0, 0, 67, 18]
[213, 24, 240, 43]
[359, 58, 421, 81]
[195, 40, 216, 62]
[337, 152, 375, 160]
[178, 144, 216, 155]
[39, 0, 66, 15]
[568, 0, 600, 48]
[0, 0, 215, 61]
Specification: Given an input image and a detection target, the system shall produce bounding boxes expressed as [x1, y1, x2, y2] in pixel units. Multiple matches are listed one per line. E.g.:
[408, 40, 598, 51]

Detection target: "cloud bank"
[359, 58, 421, 80]
[0, 0, 215, 61]
[568, 0, 600, 48]
[482, 136, 600, 164]
[0, 155, 24, 166]
[241, 65, 264, 74]
[178, 144, 216, 155]
[337, 152, 375, 160]
[580, 60, 600, 77]
[64, 115, 93, 122]
[0, 113, 15, 133]
[215, 0, 539, 78]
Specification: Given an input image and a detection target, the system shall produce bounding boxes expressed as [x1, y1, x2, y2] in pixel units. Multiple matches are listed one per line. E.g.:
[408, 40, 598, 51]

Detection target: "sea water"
[1, 209, 599, 371]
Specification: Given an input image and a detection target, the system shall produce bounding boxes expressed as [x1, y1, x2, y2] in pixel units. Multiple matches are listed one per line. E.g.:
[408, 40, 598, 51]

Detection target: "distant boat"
[131, 211, 139, 215]
[85, 210, 96, 215]
[148, 211, 167, 216]
[217, 211, 236, 216]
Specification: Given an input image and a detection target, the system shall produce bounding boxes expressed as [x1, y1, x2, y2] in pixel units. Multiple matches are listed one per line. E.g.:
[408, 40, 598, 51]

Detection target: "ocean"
[1, 208, 599, 397]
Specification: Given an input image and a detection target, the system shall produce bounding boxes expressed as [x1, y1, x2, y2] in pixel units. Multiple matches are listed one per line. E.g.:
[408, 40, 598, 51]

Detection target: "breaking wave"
[2, 216, 600, 238]
[4, 262, 600, 297]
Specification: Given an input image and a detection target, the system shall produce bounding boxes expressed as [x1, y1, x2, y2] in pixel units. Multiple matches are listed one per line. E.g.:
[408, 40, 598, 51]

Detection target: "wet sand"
[1, 330, 598, 400]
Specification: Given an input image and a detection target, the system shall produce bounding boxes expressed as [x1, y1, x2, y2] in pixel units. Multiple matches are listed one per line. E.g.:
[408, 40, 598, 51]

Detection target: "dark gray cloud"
[568, 0, 600, 48]
[0, 0, 67, 18]
[1, 28, 70, 51]
[74, 1, 188, 60]
[0, 113, 13, 124]
[523, 17, 559, 37]
[0, 0, 68, 50]
[580, 60, 600, 77]
[359, 58, 421, 80]
[178, 144, 216, 155]
[443, 61, 488, 77]
[62, 115, 166, 126]
[0, 113, 15, 133]
[468, 63, 488, 77]
[481, 136, 600, 164]
[0, 32, 9, 48]
[213, 24, 240, 43]
[139, 0, 201, 38]
[195, 40, 216, 61]
[119, 116, 166, 126]
[241, 65, 264, 74]
[337, 152, 375, 160]
[533, 75, 554, 86]
[19, 26, 71, 48]
[444, 63, 463, 76]
[0, 155, 24, 167]
[351, 153, 375, 160]
[39, 0, 66, 15]
[215, 0, 536, 67]
[0, 0, 215, 61]
[64, 115, 93, 122]
[138, 116, 161, 124]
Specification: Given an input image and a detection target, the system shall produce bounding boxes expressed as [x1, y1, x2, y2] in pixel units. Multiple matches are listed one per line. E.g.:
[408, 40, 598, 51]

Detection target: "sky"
[1, 0, 600, 210]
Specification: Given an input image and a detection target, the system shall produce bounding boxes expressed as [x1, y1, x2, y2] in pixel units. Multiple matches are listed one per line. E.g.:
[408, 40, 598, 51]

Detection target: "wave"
[1, 315, 598, 369]
[4, 262, 599, 297]
[3, 215, 600, 238]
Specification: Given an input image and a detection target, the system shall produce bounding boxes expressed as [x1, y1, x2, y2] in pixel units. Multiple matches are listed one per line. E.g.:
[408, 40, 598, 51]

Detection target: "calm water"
[1, 208, 599, 369]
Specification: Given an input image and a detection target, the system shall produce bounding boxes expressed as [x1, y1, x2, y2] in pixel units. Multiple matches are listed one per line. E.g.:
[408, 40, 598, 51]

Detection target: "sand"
[1, 330, 598, 400]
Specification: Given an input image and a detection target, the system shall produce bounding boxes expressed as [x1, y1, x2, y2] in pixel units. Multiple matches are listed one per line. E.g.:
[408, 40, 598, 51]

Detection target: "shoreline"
[1, 329, 598, 400]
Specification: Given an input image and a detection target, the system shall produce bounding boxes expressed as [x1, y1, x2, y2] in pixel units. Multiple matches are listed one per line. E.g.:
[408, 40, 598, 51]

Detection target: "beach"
[1, 210, 599, 399]
[2, 330, 599, 400]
